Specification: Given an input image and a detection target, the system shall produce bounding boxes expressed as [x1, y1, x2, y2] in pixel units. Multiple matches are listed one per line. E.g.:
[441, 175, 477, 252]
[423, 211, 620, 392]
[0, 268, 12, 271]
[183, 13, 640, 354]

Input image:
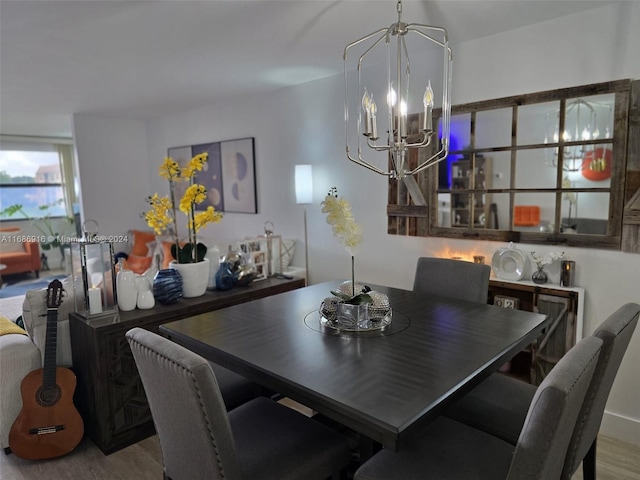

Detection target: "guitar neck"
[42, 308, 59, 388]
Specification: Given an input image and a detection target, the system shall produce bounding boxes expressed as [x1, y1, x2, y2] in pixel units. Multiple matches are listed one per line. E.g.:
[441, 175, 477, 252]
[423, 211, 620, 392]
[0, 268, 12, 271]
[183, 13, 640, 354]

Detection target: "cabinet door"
[488, 282, 579, 385]
[530, 294, 577, 385]
[105, 329, 151, 437]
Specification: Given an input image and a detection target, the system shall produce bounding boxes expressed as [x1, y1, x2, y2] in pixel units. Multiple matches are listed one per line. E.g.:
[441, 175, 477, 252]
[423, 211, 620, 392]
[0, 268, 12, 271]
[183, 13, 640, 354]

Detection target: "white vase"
[134, 274, 155, 309]
[116, 268, 137, 311]
[169, 258, 210, 298]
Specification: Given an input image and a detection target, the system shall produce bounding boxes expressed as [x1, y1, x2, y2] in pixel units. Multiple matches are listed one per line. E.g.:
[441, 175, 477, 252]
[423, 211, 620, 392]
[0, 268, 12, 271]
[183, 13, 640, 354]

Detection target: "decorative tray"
[492, 242, 528, 281]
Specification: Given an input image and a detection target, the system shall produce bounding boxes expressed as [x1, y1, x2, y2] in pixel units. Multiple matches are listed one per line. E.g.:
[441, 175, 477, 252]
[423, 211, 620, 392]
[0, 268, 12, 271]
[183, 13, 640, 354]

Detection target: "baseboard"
[600, 410, 640, 446]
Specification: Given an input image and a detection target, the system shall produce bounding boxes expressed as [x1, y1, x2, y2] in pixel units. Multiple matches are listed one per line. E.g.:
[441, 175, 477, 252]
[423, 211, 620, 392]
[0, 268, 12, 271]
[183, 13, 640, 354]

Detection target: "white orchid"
[531, 251, 565, 269]
[322, 187, 365, 299]
[322, 188, 362, 256]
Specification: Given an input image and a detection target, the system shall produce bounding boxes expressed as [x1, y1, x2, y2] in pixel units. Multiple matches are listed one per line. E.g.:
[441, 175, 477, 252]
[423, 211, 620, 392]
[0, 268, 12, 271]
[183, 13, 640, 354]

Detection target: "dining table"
[159, 281, 550, 455]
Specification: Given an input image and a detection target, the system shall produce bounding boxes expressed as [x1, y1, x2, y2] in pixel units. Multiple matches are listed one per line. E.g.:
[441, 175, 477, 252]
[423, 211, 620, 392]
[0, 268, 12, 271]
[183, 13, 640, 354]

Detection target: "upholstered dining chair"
[354, 335, 603, 480]
[443, 302, 640, 480]
[412, 257, 491, 303]
[208, 361, 261, 410]
[126, 328, 351, 480]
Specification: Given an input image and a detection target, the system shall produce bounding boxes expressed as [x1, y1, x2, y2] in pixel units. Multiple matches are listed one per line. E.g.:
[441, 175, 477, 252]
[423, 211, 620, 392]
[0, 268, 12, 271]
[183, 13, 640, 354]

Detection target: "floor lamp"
[295, 165, 313, 285]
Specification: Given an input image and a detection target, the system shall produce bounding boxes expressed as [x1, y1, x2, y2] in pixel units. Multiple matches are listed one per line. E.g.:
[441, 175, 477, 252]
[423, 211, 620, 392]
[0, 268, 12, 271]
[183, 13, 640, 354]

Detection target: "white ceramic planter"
[169, 258, 210, 298]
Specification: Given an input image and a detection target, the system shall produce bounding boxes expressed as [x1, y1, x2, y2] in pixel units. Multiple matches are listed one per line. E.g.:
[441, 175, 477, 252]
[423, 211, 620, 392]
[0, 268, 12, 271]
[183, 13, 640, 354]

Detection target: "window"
[0, 137, 77, 220]
[387, 80, 640, 252]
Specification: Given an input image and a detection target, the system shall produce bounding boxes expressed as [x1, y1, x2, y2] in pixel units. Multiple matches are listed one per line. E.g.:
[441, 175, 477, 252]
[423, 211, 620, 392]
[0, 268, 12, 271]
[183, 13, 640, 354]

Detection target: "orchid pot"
[170, 258, 209, 298]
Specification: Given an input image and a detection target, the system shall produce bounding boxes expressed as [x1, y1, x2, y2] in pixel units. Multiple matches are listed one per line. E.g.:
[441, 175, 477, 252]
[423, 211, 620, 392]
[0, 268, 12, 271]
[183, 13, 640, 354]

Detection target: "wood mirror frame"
[387, 79, 640, 253]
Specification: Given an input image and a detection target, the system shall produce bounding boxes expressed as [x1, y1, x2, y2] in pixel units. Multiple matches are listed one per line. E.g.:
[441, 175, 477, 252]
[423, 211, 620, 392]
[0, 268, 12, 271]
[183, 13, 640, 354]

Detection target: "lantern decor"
[70, 220, 117, 318]
[258, 221, 283, 277]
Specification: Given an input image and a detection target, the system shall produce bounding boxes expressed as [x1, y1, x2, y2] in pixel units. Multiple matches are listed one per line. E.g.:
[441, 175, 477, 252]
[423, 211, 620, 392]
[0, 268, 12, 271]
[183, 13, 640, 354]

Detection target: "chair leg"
[583, 438, 597, 480]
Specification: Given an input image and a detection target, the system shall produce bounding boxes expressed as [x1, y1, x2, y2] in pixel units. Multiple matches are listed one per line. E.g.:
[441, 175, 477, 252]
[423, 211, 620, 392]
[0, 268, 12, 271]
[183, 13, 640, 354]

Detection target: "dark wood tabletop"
[160, 281, 550, 451]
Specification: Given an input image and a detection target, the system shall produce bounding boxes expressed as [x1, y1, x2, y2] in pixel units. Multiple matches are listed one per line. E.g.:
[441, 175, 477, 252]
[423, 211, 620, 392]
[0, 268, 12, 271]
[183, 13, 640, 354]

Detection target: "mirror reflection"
[434, 91, 616, 235]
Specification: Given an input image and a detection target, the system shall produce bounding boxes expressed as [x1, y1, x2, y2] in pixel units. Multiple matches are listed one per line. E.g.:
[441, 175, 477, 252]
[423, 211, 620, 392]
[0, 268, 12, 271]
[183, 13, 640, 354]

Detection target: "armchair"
[0, 227, 40, 278]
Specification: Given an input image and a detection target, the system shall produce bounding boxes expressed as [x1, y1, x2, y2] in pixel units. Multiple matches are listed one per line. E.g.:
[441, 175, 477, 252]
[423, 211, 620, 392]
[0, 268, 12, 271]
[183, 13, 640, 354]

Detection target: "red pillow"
[124, 255, 153, 274]
[162, 241, 177, 269]
[130, 230, 156, 256]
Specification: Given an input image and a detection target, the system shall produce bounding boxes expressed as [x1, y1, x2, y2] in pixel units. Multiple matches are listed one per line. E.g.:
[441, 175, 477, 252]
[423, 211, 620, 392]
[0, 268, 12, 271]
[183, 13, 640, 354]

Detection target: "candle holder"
[70, 221, 117, 318]
[561, 260, 576, 287]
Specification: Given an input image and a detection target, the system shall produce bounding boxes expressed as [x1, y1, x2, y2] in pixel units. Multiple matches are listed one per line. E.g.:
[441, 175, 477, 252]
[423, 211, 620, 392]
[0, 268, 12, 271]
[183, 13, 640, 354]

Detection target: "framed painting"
[167, 136, 257, 214]
[220, 137, 257, 213]
[192, 142, 224, 212]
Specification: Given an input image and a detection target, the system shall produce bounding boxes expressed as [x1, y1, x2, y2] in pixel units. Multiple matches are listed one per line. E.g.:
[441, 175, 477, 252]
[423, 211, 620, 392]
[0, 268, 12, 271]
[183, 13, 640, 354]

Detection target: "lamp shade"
[295, 164, 313, 205]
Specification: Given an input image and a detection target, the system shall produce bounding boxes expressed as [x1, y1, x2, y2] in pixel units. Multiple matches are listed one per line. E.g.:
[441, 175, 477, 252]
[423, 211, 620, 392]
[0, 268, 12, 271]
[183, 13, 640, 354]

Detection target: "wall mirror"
[387, 79, 640, 252]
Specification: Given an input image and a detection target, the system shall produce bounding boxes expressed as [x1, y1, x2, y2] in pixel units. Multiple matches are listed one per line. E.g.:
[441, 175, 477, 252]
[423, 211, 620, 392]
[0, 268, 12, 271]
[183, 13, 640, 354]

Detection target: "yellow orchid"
[181, 152, 208, 179]
[158, 157, 181, 181]
[144, 194, 174, 235]
[180, 184, 207, 213]
[144, 152, 223, 263]
[191, 206, 223, 232]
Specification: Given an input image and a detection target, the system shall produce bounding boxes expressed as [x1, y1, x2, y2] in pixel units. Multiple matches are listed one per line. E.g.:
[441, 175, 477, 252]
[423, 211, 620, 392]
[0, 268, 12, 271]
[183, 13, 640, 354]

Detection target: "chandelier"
[544, 98, 612, 173]
[344, 0, 452, 179]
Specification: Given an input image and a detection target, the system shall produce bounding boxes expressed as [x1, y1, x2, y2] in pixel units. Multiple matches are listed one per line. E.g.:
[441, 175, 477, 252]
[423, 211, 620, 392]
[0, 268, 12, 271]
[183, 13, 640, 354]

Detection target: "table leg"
[358, 435, 381, 462]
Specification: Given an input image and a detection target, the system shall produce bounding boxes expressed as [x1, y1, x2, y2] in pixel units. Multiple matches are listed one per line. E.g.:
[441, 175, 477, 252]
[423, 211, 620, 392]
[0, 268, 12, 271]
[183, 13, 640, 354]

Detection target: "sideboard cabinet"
[488, 279, 584, 385]
[70, 276, 305, 454]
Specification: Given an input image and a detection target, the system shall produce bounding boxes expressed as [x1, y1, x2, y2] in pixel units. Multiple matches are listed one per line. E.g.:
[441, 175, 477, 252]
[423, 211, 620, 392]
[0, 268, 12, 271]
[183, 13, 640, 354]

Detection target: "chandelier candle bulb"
[388, 87, 397, 106]
[370, 98, 378, 139]
[400, 100, 408, 138]
[423, 81, 434, 132]
[362, 89, 372, 136]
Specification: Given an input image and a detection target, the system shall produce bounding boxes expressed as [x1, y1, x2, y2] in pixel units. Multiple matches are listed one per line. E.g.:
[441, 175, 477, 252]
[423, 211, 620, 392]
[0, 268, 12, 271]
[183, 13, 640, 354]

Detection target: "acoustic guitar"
[9, 279, 84, 459]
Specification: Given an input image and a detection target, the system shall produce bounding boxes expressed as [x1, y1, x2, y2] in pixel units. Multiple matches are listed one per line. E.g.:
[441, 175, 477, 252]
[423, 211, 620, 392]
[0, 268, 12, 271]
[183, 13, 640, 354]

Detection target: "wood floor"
[1, 432, 638, 479]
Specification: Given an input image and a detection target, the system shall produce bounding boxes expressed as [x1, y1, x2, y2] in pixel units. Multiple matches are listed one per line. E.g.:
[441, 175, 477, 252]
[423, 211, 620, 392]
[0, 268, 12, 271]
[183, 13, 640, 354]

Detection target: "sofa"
[0, 227, 41, 278]
[0, 277, 74, 450]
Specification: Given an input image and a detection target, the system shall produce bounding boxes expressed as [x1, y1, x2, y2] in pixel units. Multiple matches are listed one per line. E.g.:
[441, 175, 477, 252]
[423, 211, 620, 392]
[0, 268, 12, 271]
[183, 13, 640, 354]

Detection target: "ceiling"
[0, 0, 617, 130]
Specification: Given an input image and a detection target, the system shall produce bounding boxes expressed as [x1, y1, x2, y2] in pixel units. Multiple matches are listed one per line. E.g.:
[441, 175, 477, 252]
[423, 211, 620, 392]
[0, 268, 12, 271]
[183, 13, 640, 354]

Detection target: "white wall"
[72, 3, 640, 444]
[72, 114, 153, 252]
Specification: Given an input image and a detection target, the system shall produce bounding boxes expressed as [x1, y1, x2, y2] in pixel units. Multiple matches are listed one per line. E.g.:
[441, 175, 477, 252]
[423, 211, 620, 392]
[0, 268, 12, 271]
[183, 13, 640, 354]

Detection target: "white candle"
[88, 287, 103, 315]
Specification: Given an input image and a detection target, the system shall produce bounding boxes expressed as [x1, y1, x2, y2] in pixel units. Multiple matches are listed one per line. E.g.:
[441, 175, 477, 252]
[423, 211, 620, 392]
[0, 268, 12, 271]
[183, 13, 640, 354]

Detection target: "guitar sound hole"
[37, 385, 61, 407]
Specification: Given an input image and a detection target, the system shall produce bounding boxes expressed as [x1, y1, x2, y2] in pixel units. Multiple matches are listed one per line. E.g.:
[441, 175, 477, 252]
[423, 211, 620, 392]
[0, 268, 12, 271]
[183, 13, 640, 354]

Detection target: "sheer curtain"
[57, 143, 77, 219]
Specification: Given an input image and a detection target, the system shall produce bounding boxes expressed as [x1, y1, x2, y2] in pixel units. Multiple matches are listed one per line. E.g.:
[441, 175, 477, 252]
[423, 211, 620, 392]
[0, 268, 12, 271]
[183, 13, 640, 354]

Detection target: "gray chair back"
[413, 257, 491, 303]
[508, 336, 602, 480]
[562, 302, 640, 479]
[126, 327, 241, 480]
